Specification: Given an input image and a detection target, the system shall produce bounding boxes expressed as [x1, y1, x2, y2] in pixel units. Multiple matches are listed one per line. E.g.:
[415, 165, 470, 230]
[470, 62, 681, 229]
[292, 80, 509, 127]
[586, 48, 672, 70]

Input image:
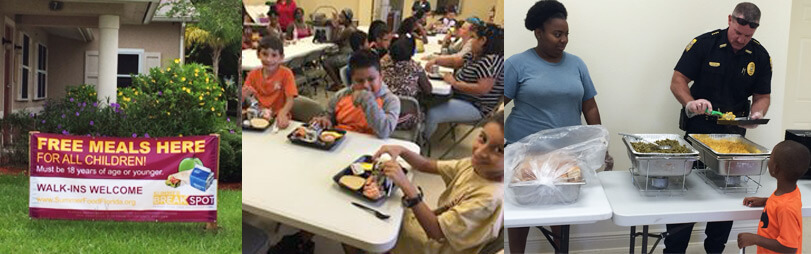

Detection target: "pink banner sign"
[29, 133, 219, 222]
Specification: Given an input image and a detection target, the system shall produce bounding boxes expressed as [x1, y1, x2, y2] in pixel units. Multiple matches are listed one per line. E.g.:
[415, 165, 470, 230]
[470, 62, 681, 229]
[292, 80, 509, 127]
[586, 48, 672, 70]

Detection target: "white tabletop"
[504, 175, 613, 228]
[598, 171, 811, 227]
[242, 121, 421, 252]
[242, 37, 335, 71]
[413, 35, 452, 96]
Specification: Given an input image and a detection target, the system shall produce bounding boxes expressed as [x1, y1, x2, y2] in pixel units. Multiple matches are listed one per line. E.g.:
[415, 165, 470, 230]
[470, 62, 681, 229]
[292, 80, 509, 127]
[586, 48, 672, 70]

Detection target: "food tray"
[508, 178, 585, 206]
[242, 118, 274, 131]
[332, 155, 406, 202]
[717, 117, 770, 126]
[287, 124, 346, 150]
[687, 134, 770, 176]
[623, 134, 699, 177]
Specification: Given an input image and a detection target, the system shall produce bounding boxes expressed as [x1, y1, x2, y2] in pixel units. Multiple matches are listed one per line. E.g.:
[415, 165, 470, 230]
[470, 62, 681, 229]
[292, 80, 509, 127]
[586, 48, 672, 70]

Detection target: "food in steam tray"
[631, 139, 691, 153]
[693, 134, 760, 153]
[511, 152, 582, 184]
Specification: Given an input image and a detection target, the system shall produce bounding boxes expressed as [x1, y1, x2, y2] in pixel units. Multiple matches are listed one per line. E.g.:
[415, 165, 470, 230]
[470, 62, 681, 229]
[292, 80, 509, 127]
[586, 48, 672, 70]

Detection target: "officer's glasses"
[732, 16, 759, 29]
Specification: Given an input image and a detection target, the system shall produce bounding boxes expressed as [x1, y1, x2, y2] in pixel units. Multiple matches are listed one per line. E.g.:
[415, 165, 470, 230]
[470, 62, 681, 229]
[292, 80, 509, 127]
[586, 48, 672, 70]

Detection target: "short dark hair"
[388, 37, 415, 62]
[733, 2, 761, 23]
[525, 0, 567, 31]
[258, 35, 283, 55]
[413, 10, 426, 20]
[773, 140, 811, 182]
[486, 110, 504, 130]
[397, 17, 417, 36]
[369, 20, 390, 43]
[349, 49, 381, 75]
[475, 24, 504, 56]
[349, 31, 368, 51]
[268, 5, 279, 17]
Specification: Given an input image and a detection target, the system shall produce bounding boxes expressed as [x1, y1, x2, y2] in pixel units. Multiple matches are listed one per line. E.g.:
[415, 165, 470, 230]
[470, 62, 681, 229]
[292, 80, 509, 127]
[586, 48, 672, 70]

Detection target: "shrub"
[0, 61, 241, 182]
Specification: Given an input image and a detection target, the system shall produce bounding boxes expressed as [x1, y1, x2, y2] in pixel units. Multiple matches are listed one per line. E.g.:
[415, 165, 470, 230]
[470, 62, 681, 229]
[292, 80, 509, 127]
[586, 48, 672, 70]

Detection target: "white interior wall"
[503, 0, 793, 252]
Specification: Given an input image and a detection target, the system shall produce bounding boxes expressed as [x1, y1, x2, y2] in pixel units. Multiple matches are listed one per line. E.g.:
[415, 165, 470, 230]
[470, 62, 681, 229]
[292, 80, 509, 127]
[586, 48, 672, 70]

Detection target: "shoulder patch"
[752, 38, 761, 45]
[719, 43, 727, 48]
[711, 31, 720, 35]
[686, 39, 697, 52]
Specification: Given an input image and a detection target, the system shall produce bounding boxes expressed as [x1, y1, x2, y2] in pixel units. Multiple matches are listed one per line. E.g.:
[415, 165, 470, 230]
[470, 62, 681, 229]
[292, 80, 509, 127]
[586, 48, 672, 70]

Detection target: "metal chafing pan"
[623, 134, 700, 177]
[687, 134, 770, 176]
[508, 179, 585, 205]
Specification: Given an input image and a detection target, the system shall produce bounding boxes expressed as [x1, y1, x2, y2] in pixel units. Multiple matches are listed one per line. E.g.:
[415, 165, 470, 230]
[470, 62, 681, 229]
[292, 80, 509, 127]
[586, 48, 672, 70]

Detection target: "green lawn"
[0, 173, 241, 253]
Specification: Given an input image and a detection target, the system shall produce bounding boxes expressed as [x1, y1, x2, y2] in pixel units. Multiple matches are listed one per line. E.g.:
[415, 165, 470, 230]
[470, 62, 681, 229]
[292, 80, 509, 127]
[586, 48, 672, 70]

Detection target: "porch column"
[97, 15, 119, 104]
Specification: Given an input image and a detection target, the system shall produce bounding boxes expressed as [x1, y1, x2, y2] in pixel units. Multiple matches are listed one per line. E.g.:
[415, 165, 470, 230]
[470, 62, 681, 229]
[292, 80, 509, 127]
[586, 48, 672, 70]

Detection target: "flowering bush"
[1, 61, 241, 182]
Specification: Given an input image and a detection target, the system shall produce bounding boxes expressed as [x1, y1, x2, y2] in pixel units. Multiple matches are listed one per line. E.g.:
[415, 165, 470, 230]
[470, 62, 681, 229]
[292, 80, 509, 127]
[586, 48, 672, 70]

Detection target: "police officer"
[666, 2, 771, 253]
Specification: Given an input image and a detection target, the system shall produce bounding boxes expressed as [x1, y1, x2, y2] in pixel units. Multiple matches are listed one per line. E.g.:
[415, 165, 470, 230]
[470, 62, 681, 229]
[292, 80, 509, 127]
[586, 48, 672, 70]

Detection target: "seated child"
[376, 110, 504, 253]
[310, 49, 400, 139]
[738, 140, 811, 253]
[242, 36, 298, 129]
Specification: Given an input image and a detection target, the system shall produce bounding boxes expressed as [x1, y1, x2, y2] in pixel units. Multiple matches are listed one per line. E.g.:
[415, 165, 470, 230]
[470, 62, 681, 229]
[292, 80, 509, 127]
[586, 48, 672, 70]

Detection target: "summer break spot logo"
[154, 156, 215, 206]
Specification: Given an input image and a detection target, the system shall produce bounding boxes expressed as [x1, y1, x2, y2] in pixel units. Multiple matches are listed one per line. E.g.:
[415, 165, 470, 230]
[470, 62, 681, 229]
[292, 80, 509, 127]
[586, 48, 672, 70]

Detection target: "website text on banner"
[28, 133, 220, 222]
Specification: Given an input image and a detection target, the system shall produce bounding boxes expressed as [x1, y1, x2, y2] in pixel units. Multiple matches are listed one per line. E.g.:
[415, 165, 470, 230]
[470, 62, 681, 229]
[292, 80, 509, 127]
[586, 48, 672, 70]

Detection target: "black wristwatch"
[402, 186, 423, 208]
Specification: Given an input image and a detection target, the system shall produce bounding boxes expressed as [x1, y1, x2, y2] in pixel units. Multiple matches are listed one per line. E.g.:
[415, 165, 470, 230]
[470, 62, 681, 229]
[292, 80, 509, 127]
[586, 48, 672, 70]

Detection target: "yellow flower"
[151, 79, 156, 83]
[174, 59, 180, 64]
[167, 67, 171, 71]
[166, 112, 171, 116]
[179, 134, 183, 137]
[194, 73, 198, 77]
[199, 102, 205, 106]
[214, 97, 218, 101]
[182, 86, 186, 90]
[198, 96, 203, 101]
[134, 91, 138, 95]
[217, 113, 221, 117]
[118, 92, 123, 96]
[181, 77, 186, 82]
[210, 107, 215, 111]
[186, 90, 191, 94]
[206, 77, 210, 83]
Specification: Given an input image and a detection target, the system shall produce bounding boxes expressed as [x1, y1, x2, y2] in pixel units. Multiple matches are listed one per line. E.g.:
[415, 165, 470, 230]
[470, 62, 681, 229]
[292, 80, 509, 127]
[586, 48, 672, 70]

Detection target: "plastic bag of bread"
[505, 125, 609, 206]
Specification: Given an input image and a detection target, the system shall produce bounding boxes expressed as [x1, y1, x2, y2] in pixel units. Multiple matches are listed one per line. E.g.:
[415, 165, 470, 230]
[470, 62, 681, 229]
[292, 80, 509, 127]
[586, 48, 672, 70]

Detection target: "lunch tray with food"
[242, 117, 274, 131]
[687, 134, 770, 176]
[622, 134, 699, 177]
[332, 155, 407, 202]
[287, 124, 346, 150]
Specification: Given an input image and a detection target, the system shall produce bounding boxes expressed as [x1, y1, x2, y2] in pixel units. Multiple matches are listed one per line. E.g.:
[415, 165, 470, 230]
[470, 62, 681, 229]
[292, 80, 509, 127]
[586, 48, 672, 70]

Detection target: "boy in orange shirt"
[243, 36, 298, 129]
[310, 49, 400, 138]
[738, 140, 811, 253]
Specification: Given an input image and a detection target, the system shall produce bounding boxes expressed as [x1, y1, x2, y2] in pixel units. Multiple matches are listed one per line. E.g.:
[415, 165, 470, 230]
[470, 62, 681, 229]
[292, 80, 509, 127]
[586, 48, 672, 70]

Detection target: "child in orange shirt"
[310, 49, 400, 138]
[738, 140, 811, 254]
[243, 36, 298, 129]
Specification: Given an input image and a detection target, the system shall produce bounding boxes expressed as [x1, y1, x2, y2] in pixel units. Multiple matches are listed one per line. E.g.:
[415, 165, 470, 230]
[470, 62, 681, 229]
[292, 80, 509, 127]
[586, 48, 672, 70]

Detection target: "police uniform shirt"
[674, 28, 772, 114]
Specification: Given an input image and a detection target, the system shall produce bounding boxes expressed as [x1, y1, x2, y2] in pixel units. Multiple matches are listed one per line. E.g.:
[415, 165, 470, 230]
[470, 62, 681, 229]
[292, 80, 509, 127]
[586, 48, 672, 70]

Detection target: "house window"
[18, 33, 29, 100]
[117, 49, 144, 88]
[35, 43, 47, 99]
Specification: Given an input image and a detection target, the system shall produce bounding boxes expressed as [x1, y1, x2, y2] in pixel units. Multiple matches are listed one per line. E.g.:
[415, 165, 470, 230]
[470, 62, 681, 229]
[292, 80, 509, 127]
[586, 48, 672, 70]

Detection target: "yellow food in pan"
[694, 134, 760, 153]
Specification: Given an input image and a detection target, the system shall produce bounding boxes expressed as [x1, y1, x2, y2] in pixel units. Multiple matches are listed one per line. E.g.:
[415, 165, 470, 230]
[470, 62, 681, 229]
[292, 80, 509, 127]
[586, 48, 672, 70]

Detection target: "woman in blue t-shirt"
[504, 1, 611, 253]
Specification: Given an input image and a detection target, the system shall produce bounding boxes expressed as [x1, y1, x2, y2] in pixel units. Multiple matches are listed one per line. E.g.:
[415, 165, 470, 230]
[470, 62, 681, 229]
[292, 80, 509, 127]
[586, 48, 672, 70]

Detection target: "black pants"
[663, 221, 733, 254]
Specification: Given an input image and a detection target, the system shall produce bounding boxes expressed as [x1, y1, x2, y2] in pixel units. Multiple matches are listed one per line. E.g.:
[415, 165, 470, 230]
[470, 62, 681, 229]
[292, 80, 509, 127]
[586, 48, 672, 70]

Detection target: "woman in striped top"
[423, 23, 504, 141]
